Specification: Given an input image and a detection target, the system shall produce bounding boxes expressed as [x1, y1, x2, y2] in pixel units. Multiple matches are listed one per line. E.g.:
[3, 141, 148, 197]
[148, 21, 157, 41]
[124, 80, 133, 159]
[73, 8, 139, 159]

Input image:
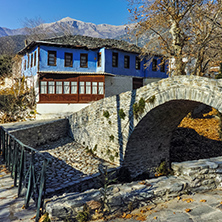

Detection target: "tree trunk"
[169, 20, 186, 76]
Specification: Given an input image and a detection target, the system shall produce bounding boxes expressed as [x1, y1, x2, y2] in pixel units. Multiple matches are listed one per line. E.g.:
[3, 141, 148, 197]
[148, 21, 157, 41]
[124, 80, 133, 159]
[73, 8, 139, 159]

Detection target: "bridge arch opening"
[122, 100, 222, 179]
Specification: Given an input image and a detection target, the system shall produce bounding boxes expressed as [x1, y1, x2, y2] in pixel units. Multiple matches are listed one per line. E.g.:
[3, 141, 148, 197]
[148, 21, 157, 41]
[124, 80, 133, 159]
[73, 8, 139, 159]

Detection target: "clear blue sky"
[0, 0, 130, 29]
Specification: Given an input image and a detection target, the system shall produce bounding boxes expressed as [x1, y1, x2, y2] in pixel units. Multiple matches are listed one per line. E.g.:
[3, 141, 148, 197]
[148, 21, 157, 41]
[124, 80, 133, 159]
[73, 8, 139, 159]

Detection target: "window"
[92, 82, 97, 94]
[80, 54, 88, 68]
[40, 81, 47, 94]
[71, 82, 77, 94]
[56, 81, 63, 94]
[124, 55, 130, 69]
[79, 81, 85, 94]
[65, 53, 73, 67]
[97, 52, 101, 67]
[34, 52, 36, 66]
[31, 54, 33, 67]
[48, 81, 55, 94]
[39, 77, 104, 97]
[24, 60, 26, 70]
[48, 51, 57, 66]
[160, 59, 165, 72]
[152, 58, 157, 71]
[86, 82, 91, 94]
[136, 56, 141, 70]
[64, 82, 70, 94]
[112, 52, 118, 67]
[98, 82, 104, 94]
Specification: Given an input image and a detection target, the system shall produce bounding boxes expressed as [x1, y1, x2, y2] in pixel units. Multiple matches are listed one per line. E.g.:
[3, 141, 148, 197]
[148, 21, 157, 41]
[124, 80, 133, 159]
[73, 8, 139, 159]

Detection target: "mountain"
[0, 17, 130, 39]
[0, 17, 134, 54]
[0, 27, 27, 37]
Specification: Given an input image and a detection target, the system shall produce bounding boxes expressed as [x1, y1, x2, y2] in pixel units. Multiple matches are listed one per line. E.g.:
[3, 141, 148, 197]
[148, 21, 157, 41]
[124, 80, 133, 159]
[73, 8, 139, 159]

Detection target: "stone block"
[206, 161, 219, 169]
[216, 168, 222, 174]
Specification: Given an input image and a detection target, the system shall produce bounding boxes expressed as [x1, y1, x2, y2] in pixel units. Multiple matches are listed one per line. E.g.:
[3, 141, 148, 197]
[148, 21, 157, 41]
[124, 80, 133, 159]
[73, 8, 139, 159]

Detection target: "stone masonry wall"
[10, 119, 69, 148]
[46, 156, 222, 221]
[68, 76, 222, 178]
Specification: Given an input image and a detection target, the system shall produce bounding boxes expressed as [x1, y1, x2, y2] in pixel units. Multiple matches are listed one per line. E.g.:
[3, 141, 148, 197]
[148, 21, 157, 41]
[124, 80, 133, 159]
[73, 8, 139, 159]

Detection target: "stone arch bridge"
[68, 76, 222, 178]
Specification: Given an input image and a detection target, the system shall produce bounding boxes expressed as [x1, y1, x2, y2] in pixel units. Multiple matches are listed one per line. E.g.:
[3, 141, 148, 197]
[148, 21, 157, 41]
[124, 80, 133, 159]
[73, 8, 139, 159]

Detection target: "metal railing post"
[25, 151, 34, 208]
[35, 159, 47, 222]
[18, 146, 24, 197]
[13, 141, 19, 187]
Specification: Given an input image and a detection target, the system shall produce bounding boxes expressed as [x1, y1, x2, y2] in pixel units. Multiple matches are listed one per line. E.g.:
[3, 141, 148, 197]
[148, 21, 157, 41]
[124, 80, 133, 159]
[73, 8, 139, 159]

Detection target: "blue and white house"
[19, 35, 168, 118]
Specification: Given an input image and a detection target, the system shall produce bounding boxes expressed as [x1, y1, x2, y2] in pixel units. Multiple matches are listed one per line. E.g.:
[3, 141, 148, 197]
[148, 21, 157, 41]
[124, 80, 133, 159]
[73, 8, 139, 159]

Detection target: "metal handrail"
[0, 126, 50, 222]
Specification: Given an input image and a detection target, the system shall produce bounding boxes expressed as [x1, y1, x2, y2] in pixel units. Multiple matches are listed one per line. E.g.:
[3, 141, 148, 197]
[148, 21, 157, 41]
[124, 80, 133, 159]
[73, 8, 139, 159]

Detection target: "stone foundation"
[46, 156, 222, 221]
[9, 119, 69, 148]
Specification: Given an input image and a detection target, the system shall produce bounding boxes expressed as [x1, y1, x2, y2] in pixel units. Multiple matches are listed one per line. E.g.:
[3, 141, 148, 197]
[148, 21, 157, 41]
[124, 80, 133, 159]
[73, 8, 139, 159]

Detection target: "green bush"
[106, 149, 111, 155]
[118, 109, 126, 120]
[133, 97, 146, 119]
[109, 155, 114, 162]
[147, 95, 155, 104]
[155, 161, 173, 177]
[76, 204, 90, 222]
[109, 135, 114, 142]
[103, 110, 110, 119]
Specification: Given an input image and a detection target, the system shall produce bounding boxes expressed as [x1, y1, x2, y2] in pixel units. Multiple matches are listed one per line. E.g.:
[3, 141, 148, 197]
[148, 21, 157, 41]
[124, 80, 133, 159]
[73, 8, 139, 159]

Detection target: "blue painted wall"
[104, 49, 168, 78]
[145, 57, 168, 78]
[21, 44, 168, 78]
[104, 49, 145, 77]
[39, 45, 100, 73]
[22, 46, 38, 76]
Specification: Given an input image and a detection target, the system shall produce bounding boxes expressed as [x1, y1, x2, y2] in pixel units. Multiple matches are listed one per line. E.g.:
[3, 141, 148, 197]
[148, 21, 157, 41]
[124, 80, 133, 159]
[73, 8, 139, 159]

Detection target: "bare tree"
[128, 0, 222, 76]
[23, 17, 49, 44]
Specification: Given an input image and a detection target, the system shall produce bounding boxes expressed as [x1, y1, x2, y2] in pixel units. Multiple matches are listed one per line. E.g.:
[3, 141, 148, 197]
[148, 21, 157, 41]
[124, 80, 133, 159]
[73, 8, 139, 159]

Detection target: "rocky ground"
[2, 145, 222, 222]
[28, 137, 117, 197]
[104, 189, 222, 222]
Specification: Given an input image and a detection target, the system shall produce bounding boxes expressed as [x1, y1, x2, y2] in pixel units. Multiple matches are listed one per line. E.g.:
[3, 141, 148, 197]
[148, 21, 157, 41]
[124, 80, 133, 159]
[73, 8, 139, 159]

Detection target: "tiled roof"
[19, 35, 141, 54]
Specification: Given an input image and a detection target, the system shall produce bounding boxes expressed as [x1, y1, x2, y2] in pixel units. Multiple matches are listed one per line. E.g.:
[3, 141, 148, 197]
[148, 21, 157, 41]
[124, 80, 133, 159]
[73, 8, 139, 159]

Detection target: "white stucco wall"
[36, 103, 89, 120]
[105, 76, 133, 97]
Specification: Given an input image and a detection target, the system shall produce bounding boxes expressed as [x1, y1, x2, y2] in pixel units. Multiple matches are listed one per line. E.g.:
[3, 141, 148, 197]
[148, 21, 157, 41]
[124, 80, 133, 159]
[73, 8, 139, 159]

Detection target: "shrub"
[155, 161, 173, 177]
[118, 108, 126, 120]
[147, 95, 155, 104]
[109, 155, 114, 162]
[103, 110, 110, 119]
[106, 149, 111, 155]
[133, 97, 146, 119]
[76, 204, 91, 222]
[0, 76, 36, 123]
[98, 164, 117, 216]
[109, 135, 114, 142]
